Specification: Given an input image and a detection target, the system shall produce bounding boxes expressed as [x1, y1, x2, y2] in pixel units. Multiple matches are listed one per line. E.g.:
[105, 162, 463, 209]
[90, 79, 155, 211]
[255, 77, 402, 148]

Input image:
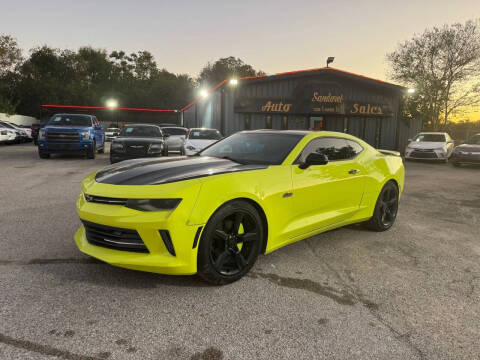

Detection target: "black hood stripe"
[95, 156, 267, 185]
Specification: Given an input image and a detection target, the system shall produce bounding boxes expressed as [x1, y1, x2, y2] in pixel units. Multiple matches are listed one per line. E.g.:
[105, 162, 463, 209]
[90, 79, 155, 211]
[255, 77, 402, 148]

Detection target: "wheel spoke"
[214, 250, 231, 270]
[233, 213, 243, 234]
[238, 232, 258, 243]
[234, 252, 247, 269]
[215, 229, 228, 240]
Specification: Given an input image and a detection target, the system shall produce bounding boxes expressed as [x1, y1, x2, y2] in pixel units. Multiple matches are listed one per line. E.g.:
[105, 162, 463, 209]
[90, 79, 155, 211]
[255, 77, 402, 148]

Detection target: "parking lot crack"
[0, 332, 104, 360]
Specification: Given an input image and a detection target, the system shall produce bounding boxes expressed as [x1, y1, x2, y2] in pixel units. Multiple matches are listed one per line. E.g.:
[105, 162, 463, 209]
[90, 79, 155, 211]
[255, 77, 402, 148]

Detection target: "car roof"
[189, 128, 219, 131]
[241, 129, 312, 136]
[123, 123, 160, 127]
[52, 113, 93, 117]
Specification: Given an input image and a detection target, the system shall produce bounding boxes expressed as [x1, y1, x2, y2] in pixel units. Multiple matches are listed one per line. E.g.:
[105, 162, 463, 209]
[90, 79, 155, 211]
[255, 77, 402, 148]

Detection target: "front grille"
[82, 220, 148, 253]
[126, 145, 147, 155]
[411, 150, 438, 159]
[84, 194, 127, 206]
[47, 131, 80, 142]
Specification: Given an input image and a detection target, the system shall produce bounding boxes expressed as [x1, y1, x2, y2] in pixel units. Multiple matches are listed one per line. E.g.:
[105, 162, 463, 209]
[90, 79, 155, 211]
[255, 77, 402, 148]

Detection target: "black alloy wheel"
[366, 181, 399, 231]
[197, 200, 263, 285]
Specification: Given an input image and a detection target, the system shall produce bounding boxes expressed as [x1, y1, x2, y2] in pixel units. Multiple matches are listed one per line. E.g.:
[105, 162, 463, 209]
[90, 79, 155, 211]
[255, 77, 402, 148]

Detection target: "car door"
[288, 137, 366, 238]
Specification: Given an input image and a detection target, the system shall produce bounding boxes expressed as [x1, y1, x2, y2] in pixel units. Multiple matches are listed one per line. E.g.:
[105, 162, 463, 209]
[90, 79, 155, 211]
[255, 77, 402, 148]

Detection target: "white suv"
[405, 132, 454, 162]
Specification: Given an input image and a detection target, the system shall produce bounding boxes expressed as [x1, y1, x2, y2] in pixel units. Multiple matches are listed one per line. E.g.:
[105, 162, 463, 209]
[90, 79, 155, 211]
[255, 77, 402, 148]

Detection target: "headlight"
[80, 131, 90, 140]
[186, 145, 196, 151]
[110, 142, 125, 152]
[38, 130, 46, 140]
[125, 198, 182, 211]
[147, 143, 163, 154]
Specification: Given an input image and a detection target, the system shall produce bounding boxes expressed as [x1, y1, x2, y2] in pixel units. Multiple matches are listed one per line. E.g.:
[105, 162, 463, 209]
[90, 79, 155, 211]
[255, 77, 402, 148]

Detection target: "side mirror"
[95, 124, 102, 130]
[164, 133, 170, 138]
[447, 139, 454, 144]
[407, 138, 412, 142]
[299, 152, 329, 169]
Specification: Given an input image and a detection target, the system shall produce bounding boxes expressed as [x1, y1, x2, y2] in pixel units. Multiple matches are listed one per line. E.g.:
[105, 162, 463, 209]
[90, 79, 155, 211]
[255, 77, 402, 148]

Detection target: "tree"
[0, 34, 22, 76]
[387, 20, 480, 130]
[197, 56, 265, 87]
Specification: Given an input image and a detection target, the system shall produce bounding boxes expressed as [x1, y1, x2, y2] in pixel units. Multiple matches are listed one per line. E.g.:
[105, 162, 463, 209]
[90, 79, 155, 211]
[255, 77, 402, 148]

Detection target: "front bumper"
[75, 182, 204, 275]
[451, 153, 480, 164]
[405, 148, 448, 160]
[38, 140, 94, 153]
[110, 152, 163, 163]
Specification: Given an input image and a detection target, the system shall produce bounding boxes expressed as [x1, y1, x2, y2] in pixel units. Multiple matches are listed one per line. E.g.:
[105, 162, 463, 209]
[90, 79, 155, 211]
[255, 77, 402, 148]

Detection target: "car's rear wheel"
[163, 146, 168, 156]
[365, 181, 399, 231]
[197, 200, 264, 285]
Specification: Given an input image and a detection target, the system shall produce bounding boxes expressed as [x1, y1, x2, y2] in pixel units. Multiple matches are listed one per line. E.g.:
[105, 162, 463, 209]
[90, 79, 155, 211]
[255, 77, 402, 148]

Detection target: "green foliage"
[0, 34, 262, 119]
[198, 56, 265, 87]
[387, 19, 480, 130]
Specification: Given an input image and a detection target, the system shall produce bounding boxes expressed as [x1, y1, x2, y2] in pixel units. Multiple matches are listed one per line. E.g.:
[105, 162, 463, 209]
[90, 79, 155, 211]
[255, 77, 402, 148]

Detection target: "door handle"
[348, 169, 360, 175]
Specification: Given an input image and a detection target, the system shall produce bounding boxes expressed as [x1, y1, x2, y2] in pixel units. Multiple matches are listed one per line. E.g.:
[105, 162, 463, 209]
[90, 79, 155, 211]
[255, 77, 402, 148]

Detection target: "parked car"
[404, 132, 454, 162]
[181, 128, 223, 155]
[74, 130, 405, 285]
[450, 133, 480, 167]
[37, 114, 105, 159]
[110, 124, 168, 164]
[0, 121, 29, 142]
[159, 126, 188, 153]
[105, 127, 120, 141]
[11, 123, 33, 138]
[0, 126, 17, 144]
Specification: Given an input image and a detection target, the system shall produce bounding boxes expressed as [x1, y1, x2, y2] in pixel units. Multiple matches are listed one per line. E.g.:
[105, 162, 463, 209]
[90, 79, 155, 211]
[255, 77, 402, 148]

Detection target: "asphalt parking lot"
[0, 143, 479, 360]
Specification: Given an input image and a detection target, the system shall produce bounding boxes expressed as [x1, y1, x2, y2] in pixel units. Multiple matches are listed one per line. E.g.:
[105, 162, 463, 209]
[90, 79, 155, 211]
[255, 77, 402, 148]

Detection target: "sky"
[1, 0, 479, 120]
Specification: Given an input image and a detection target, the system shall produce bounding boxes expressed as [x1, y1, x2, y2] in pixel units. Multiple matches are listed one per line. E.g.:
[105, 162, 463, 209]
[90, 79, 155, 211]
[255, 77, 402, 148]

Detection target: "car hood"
[455, 144, 480, 152]
[407, 141, 445, 149]
[185, 139, 218, 149]
[113, 137, 164, 145]
[95, 156, 267, 185]
[44, 126, 91, 131]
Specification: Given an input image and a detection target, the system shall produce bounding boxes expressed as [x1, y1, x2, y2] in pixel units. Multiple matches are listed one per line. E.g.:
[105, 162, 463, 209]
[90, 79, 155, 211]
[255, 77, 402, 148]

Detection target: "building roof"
[179, 66, 405, 113]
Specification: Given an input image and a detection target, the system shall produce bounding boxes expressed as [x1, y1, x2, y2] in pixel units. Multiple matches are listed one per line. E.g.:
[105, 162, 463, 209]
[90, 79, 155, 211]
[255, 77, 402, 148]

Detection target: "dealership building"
[180, 67, 419, 151]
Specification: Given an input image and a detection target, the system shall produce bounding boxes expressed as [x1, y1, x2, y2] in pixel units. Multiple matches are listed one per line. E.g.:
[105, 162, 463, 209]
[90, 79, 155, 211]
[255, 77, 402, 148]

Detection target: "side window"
[299, 138, 362, 163]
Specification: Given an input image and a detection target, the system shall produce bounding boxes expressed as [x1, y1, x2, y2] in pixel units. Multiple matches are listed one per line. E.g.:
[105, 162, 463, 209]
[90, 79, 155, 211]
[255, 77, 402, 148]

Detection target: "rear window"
[188, 129, 222, 140]
[413, 134, 446, 142]
[162, 127, 187, 136]
[48, 115, 92, 127]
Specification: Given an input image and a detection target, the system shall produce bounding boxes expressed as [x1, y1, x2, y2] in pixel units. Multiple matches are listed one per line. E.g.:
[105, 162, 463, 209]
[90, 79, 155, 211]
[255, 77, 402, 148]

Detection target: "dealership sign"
[234, 81, 391, 116]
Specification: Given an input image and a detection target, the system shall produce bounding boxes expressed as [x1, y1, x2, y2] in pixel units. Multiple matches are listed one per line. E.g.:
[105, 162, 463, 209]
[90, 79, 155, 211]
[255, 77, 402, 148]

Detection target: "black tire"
[451, 161, 461, 167]
[98, 144, 104, 154]
[197, 200, 264, 285]
[163, 146, 169, 156]
[87, 141, 96, 159]
[365, 181, 399, 232]
[39, 151, 50, 159]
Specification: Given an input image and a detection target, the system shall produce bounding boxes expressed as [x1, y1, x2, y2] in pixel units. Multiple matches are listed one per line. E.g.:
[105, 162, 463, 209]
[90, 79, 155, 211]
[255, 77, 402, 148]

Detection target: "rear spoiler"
[377, 149, 401, 157]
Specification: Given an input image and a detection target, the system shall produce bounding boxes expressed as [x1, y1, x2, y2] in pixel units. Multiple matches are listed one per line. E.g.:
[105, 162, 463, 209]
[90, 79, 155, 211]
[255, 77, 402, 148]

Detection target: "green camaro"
[75, 130, 404, 284]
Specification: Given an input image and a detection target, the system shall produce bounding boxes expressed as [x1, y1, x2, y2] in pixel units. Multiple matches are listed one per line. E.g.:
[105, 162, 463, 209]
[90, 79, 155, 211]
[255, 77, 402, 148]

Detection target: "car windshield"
[413, 134, 446, 142]
[120, 126, 161, 137]
[199, 132, 304, 165]
[466, 135, 480, 145]
[188, 129, 222, 140]
[0, 122, 15, 129]
[48, 115, 92, 127]
[162, 127, 187, 136]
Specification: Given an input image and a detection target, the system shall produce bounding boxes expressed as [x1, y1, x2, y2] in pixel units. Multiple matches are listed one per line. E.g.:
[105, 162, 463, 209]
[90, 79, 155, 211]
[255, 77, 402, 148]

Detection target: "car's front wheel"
[197, 200, 264, 285]
[365, 181, 399, 231]
[38, 151, 50, 159]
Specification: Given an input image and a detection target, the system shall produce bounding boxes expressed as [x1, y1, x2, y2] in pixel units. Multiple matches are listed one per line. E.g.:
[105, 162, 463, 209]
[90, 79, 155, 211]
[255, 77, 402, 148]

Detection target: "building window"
[281, 116, 288, 130]
[265, 115, 272, 129]
[244, 114, 251, 130]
